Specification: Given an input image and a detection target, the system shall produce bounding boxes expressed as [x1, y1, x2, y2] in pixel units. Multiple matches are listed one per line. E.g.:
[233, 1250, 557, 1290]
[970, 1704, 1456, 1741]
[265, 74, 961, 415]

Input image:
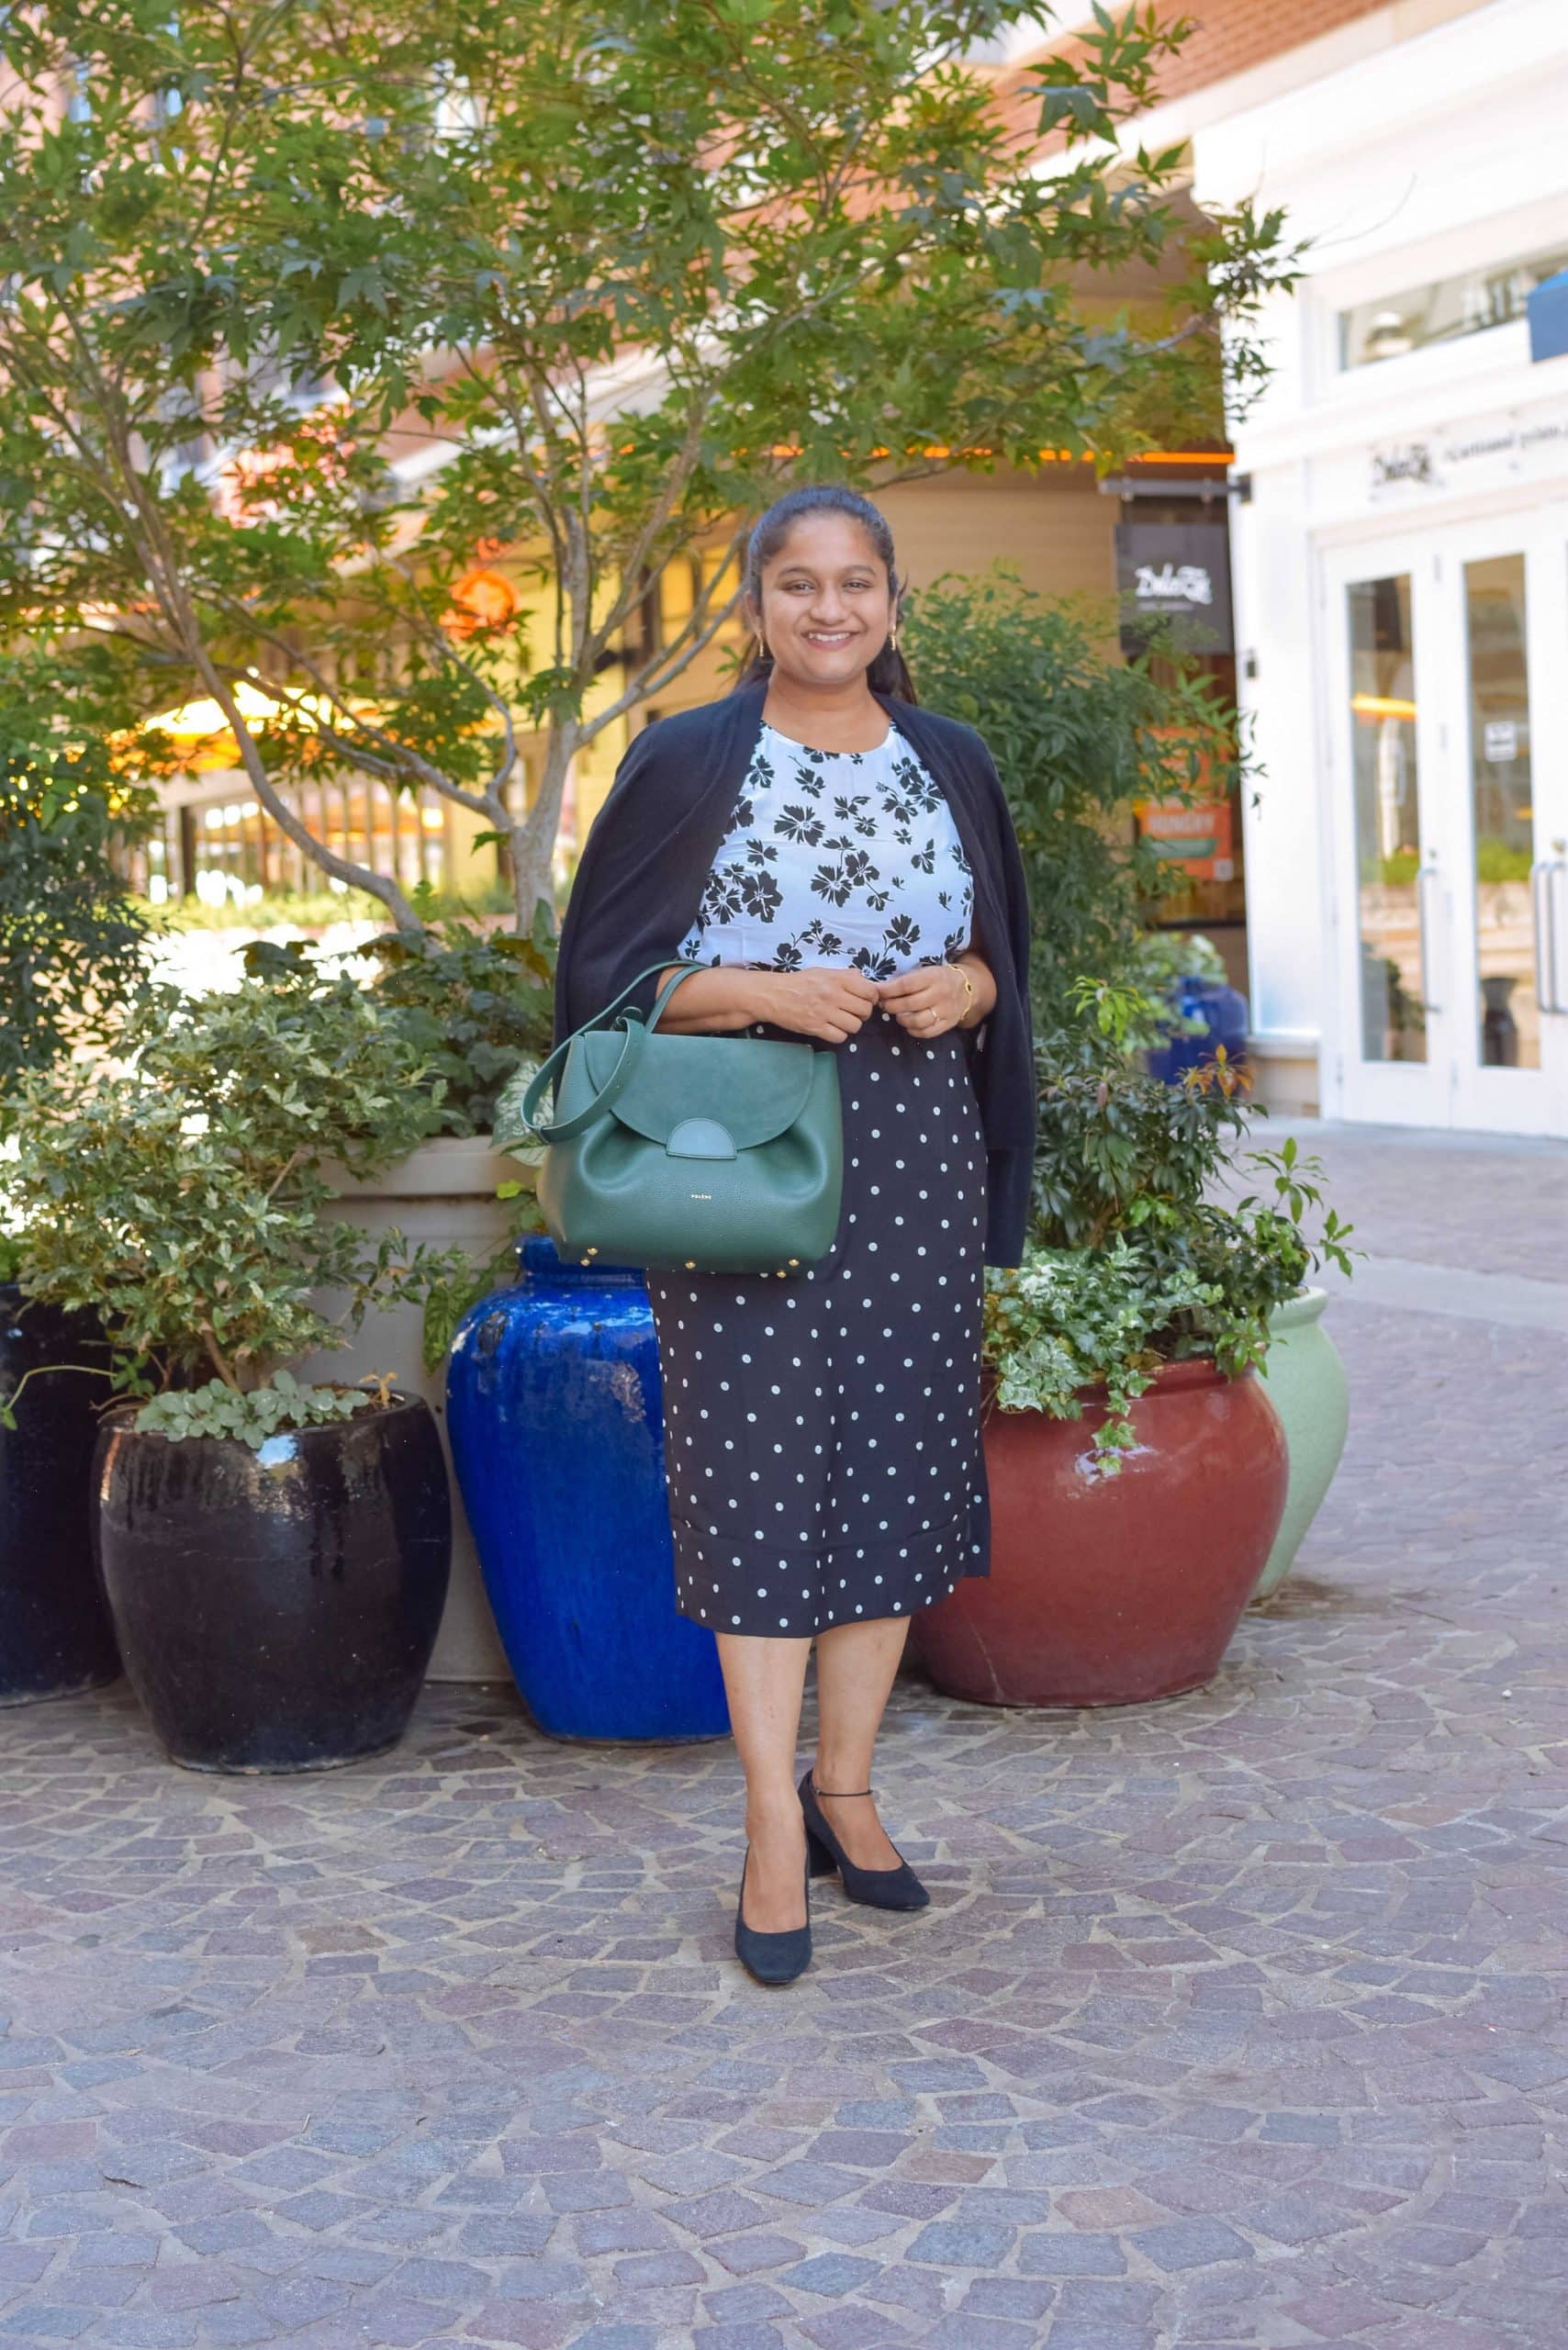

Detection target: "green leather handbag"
[516, 960, 843, 1276]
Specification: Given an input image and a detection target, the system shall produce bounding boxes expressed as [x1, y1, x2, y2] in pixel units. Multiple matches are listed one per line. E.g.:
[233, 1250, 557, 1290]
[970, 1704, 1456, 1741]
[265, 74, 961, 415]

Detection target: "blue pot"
[1147, 974, 1250, 1086]
[446, 1237, 729, 1743]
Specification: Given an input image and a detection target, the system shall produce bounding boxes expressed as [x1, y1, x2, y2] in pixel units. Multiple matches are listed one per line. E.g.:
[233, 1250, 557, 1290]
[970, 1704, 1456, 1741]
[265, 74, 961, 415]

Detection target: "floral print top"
[677, 722, 974, 981]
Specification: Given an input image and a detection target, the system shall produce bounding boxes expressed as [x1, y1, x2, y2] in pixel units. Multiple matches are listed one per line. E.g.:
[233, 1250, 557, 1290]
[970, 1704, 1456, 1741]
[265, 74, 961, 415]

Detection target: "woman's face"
[750, 513, 895, 690]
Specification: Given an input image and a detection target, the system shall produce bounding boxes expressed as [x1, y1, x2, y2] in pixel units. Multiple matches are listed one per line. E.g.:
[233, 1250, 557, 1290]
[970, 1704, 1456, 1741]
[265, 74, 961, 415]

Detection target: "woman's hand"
[879, 956, 993, 1038]
[752, 966, 880, 1043]
[654, 964, 879, 1043]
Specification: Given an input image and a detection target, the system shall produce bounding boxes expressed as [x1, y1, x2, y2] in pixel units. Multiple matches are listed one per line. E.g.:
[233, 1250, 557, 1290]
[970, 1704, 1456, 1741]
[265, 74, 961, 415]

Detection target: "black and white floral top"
[677, 722, 974, 981]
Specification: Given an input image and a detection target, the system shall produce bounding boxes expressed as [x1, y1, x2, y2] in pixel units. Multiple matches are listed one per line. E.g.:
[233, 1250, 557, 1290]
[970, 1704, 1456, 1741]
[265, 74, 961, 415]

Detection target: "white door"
[1322, 518, 1568, 1136]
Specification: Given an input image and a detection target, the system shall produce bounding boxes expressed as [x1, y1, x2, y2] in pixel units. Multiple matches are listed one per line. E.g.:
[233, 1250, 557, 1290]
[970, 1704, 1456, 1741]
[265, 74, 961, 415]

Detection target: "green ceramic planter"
[1251, 1287, 1349, 1602]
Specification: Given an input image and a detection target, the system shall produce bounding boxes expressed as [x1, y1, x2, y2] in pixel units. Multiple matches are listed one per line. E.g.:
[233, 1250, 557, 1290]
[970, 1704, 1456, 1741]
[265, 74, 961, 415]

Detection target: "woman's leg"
[812, 1616, 913, 1871]
[715, 1631, 812, 1932]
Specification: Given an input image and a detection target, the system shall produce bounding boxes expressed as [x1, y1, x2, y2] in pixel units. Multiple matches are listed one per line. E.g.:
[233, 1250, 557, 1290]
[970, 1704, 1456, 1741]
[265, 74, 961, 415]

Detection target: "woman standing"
[554, 486, 1033, 1983]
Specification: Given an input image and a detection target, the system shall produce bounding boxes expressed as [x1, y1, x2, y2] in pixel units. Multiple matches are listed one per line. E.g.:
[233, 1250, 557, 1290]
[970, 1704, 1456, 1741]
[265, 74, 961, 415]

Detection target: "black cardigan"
[553, 679, 1036, 1267]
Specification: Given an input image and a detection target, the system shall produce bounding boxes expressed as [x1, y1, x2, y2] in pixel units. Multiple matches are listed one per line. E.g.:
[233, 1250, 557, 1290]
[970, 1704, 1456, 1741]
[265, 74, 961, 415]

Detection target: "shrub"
[982, 980, 1354, 1462]
[906, 571, 1239, 1022]
[4, 970, 464, 1439]
[0, 734, 155, 1099]
[243, 905, 557, 1140]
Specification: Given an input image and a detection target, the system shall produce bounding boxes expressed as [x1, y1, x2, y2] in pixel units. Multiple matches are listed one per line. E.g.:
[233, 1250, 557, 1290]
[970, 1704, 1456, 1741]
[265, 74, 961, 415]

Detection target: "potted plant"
[1233, 1141, 1352, 1604]
[5, 971, 462, 1772]
[0, 1230, 122, 1707]
[244, 917, 555, 1680]
[1132, 928, 1252, 1087]
[911, 983, 1353, 1707]
[0, 737, 155, 1705]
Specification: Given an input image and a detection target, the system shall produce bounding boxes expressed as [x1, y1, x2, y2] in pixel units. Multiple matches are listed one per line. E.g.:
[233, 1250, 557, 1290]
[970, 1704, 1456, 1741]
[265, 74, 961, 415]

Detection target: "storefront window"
[176, 782, 446, 903]
[1463, 554, 1539, 1070]
[1339, 241, 1568, 369]
[1348, 575, 1426, 1062]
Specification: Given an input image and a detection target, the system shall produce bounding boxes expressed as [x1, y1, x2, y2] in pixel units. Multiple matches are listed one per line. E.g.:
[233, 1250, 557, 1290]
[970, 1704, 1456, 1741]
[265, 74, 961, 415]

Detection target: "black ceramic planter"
[0, 1286, 120, 1706]
[94, 1393, 451, 1773]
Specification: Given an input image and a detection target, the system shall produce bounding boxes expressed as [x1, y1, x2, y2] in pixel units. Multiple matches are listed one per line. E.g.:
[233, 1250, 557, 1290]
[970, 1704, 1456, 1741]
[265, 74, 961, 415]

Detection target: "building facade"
[1192, 0, 1567, 1131]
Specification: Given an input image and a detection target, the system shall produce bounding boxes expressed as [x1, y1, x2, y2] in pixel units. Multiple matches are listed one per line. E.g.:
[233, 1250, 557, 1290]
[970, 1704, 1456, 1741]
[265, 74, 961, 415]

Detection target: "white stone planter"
[302, 1137, 522, 1680]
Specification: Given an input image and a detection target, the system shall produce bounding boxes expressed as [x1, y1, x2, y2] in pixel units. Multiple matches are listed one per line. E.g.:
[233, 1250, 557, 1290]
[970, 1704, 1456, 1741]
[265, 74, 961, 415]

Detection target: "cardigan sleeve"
[955, 724, 1036, 1266]
[552, 720, 706, 1046]
[972, 732, 1032, 1002]
[958, 725, 1035, 1140]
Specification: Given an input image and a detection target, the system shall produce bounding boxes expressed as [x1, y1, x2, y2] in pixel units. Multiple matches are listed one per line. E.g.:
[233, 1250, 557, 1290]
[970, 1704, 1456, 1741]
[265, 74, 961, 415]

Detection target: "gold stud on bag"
[513, 960, 844, 1277]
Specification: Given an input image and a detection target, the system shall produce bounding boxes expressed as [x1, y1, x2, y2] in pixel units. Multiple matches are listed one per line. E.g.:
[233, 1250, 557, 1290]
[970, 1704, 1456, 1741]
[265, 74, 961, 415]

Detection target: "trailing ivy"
[981, 979, 1357, 1463]
[134, 1370, 390, 1450]
[982, 1241, 1223, 1465]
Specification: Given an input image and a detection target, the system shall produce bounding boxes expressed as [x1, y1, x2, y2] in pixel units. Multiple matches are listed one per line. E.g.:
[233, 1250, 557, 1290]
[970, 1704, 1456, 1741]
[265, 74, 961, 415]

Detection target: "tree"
[0, 708, 154, 1096]
[0, 2, 1290, 931]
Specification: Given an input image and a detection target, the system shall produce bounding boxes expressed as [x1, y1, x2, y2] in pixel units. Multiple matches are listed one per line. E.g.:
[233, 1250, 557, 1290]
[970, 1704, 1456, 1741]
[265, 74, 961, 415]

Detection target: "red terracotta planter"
[912, 1360, 1287, 1707]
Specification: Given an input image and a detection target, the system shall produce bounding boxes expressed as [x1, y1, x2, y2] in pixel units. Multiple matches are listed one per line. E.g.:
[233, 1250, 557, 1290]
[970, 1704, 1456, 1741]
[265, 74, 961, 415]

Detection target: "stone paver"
[3, 1130, 1567, 2347]
[1225, 1117, 1568, 1283]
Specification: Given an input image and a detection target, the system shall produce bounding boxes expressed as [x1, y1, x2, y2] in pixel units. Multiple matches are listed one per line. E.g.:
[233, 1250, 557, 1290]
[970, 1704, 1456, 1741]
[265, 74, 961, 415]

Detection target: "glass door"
[1442, 516, 1568, 1135]
[1325, 537, 1452, 1125]
[1324, 517, 1568, 1136]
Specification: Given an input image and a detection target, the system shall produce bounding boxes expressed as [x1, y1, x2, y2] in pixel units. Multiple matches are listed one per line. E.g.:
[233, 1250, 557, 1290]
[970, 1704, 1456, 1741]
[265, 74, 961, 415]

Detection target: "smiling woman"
[550, 484, 1035, 1987]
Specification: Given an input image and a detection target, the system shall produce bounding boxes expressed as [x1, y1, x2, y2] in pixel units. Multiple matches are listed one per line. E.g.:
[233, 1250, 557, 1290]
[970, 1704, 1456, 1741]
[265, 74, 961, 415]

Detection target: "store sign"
[1368, 407, 1568, 500]
[1136, 793, 1236, 882]
[1115, 523, 1233, 655]
[1370, 443, 1436, 491]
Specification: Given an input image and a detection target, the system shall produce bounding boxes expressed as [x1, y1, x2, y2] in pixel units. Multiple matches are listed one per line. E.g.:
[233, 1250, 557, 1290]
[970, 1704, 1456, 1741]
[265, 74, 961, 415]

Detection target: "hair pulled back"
[732, 483, 917, 703]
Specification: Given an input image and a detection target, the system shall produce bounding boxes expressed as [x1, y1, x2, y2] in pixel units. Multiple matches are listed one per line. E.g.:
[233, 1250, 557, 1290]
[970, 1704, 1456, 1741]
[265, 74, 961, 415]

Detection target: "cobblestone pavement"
[1227, 1120, 1568, 1285]
[3, 1147, 1567, 2347]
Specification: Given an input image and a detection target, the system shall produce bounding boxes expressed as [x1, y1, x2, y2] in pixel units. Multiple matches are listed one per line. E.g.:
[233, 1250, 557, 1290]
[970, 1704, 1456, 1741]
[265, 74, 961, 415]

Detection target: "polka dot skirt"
[649, 1006, 991, 1638]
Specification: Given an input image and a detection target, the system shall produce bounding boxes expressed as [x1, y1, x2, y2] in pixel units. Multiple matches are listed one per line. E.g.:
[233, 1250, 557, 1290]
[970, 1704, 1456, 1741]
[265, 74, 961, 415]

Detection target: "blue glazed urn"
[1147, 973, 1250, 1087]
[446, 1237, 730, 1743]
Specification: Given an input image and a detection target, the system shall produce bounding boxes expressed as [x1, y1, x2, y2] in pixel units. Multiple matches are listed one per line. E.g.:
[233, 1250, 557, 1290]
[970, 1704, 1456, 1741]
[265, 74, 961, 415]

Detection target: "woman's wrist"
[739, 968, 790, 1027]
[953, 954, 993, 1028]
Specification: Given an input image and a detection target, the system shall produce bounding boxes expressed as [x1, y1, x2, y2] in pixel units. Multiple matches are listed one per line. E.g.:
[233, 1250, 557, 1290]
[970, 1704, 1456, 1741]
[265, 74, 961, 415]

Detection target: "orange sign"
[1136, 793, 1235, 881]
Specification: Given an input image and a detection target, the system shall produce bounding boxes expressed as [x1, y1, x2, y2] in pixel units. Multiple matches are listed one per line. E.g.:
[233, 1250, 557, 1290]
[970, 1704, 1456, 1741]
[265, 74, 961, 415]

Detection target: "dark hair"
[733, 484, 917, 703]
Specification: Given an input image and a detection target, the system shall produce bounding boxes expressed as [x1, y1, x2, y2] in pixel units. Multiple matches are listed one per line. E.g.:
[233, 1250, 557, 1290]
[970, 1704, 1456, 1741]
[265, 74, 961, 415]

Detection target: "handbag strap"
[520, 958, 706, 1144]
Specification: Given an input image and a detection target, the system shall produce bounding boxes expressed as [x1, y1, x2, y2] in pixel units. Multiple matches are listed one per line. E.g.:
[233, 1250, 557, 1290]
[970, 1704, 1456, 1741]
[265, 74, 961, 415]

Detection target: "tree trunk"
[509, 718, 578, 933]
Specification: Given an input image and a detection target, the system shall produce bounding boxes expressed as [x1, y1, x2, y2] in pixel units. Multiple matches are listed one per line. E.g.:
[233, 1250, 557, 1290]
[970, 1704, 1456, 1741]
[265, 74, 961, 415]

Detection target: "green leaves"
[348, 912, 557, 1137]
[136, 1371, 386, 1449]
[0, 716, 156, 1101]
[995, 999, 1357, 1445]
[983, 1239, 1221, 1469]
[4, 966, 465, 1394]
[0, 0, 1296, 934]
[907, 573, 1239, 1022]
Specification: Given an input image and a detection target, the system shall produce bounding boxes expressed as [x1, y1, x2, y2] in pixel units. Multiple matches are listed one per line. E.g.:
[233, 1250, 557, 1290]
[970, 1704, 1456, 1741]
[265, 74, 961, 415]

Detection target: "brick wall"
[1001, 1, 1495, 130]
[1140, 0, 1393, 100]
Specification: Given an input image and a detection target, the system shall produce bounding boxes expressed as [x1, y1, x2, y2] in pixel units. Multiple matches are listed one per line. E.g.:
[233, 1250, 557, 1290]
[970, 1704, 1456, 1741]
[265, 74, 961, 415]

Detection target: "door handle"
[1532, 856, 1568, 1014]
[1416, 861, 1442, 1015]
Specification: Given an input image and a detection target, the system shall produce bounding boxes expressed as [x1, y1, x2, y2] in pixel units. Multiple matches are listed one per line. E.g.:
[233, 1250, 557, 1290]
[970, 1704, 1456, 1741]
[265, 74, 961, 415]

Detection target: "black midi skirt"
[649, 1002, 991, 1639]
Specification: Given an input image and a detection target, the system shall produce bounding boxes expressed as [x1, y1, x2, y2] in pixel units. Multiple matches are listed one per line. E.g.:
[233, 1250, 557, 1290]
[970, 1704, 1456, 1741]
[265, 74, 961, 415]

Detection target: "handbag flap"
[579, 1026, 817, 1149]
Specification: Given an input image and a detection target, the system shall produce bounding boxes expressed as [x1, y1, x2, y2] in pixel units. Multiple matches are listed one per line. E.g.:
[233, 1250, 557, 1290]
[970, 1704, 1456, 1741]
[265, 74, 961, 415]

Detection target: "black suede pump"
[734, 1852, 812, 1986]
[799, 1770, 930, 1911]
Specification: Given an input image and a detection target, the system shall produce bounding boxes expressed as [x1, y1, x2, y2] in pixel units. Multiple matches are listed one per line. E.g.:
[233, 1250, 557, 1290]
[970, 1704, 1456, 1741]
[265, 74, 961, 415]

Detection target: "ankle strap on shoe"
[813, 1785, 873, 1798]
